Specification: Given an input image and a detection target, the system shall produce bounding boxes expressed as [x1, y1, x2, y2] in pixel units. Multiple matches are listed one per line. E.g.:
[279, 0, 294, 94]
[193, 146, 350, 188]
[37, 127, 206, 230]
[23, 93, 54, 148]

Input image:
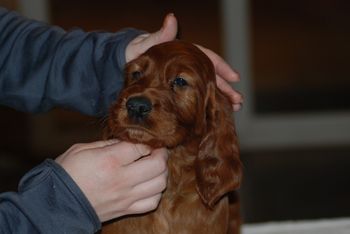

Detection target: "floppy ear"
[195, 81, 242, 208]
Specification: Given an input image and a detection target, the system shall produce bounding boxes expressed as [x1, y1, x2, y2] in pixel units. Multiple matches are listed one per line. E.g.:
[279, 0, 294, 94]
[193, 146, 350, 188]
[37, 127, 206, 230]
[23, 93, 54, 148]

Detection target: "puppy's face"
[107, 41, 216, 148]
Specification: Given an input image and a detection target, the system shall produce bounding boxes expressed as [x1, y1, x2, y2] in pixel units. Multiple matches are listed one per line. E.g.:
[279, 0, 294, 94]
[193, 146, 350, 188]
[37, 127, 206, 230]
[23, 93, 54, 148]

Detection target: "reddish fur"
[102, 41, 242, 234]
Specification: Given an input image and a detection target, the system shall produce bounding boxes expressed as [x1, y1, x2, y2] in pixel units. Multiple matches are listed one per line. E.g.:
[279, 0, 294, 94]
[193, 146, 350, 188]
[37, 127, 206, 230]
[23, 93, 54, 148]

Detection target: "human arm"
[0, 140, 168, 233]
[0, 8, 241, 115]
[0, 159, 101, 233]
[0, 7, 142, 116]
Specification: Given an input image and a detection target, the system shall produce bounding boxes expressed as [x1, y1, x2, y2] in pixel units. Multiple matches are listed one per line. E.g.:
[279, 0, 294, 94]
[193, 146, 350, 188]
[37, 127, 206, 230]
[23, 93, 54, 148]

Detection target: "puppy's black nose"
[126, 96, 152, 119]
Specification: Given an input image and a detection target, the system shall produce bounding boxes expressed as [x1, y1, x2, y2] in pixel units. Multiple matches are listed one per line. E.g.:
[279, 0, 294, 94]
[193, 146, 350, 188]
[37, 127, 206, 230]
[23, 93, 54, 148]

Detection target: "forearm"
[0, 7, 142, 116]
[0, 159, 101, 233]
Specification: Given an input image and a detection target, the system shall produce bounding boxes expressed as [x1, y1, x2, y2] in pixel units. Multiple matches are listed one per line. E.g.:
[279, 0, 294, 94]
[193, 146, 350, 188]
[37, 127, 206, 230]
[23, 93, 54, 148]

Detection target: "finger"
[136, 148, 168, 162]
[233, 103, 242, 112]
[64, 139, 120, 155]
[216, 77, 243, 104]
[81, 139, 121, 149]
[127, 193, 163, 214]
[131, 172, 167, 200]
[94, 141, 152, 165]
[124, 149, 168, 185]
[196, 44, 240, 82]
[158, 13, 178, 42]
[138, 13, 178, 52]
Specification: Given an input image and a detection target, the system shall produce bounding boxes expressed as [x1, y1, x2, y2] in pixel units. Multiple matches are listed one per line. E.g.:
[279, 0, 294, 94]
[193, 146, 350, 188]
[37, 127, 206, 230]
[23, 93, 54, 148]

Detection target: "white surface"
[242, 218, 350, 234]
[18, 0, 50, 22]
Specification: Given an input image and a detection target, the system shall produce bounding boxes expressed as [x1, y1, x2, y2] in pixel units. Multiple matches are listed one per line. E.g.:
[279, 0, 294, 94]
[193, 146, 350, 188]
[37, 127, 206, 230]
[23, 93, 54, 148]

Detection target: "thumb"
[126, 13, 178, 62]
[150, 13, 178, 44]
[140, 13, 178, 51]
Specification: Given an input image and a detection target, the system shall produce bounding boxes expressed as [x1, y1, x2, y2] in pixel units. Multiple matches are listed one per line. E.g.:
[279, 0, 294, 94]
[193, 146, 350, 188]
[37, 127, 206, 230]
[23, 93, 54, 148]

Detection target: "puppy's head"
[106, 41, 214, 148]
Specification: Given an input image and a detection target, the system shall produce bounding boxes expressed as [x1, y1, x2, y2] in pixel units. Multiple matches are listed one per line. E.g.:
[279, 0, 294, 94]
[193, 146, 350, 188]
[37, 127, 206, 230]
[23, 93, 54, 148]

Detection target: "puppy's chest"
[164, 150, 198, 204]
[153, 154, 228, 231]
[161, 157, 199, 212]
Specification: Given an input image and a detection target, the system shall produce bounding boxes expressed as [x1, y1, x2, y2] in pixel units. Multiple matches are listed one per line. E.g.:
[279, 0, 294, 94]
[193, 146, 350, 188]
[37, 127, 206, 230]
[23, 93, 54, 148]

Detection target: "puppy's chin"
[109, 124, 189, 149]
[112, 127, 167, 148]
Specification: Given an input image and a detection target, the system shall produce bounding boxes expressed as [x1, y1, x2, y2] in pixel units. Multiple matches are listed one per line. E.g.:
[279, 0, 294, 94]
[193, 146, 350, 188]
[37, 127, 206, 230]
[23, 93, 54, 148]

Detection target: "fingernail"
[233, 103, 242, 112]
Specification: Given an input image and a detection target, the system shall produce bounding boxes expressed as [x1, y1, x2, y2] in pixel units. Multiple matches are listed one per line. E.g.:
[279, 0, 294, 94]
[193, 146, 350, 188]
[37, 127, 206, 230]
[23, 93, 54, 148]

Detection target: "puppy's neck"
[166, 138, 201, 194]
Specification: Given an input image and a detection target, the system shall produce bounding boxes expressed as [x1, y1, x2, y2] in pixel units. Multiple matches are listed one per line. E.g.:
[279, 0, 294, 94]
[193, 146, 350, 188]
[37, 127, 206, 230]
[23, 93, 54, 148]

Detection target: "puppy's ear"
[195, 82, 242, 208]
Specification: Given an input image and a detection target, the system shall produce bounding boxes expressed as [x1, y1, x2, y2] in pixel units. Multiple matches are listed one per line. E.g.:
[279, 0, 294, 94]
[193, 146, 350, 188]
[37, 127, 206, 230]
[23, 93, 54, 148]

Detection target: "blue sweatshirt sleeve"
[0, 159, 101, 233]
[0, 7, 143, 116]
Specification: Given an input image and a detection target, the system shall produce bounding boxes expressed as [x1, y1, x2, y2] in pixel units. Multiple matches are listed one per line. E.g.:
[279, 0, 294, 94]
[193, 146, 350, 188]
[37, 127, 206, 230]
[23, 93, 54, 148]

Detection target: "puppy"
[102, 41, 242, 234]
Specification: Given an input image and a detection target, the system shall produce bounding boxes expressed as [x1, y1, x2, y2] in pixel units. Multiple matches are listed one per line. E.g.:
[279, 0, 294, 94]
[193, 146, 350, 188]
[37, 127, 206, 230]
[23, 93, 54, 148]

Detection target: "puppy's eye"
[172, 77, 188, 87]
[131, 71, 142, 80]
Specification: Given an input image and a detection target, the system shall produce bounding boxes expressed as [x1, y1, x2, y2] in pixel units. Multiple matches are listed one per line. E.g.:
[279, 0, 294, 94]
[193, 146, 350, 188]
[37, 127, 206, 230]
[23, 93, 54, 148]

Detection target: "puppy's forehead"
[144, 41, 212, 67]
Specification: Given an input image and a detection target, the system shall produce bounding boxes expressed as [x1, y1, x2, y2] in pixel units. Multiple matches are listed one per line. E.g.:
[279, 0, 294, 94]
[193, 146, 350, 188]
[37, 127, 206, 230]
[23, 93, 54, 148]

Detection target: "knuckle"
[159, 177, 167, 191]
[153, 154, 168, 172]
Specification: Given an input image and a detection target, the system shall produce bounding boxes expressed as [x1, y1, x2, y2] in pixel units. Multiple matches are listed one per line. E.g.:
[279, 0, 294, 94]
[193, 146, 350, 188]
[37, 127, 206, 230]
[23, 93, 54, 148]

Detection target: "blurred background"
[1, 0, 350, 224]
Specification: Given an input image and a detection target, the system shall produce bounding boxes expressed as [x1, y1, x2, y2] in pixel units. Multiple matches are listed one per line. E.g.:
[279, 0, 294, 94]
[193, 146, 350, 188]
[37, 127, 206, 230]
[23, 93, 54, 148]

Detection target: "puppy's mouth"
[112, 125, 166, 148]
[123, 126, 155, 139]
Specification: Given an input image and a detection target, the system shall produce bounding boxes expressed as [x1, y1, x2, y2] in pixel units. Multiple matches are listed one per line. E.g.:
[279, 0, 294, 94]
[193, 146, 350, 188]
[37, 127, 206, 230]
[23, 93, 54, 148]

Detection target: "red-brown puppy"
[103, 41, 242, 234]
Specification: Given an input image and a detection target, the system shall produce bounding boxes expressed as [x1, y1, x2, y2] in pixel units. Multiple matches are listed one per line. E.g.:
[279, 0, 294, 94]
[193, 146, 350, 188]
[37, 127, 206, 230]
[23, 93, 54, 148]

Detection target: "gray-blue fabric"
[0, 7, 143, 233]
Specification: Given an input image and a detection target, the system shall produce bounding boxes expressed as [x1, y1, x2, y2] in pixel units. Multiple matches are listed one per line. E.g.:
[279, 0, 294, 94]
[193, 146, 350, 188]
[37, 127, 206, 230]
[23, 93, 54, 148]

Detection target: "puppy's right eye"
[131, 71, 142, 80]
[172, 77, 188, 87]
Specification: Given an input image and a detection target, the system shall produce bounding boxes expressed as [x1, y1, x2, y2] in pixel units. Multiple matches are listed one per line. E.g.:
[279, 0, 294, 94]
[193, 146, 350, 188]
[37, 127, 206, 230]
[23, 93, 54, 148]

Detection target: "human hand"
[55, 140, 168, 222]
[125, 13, 243, 111]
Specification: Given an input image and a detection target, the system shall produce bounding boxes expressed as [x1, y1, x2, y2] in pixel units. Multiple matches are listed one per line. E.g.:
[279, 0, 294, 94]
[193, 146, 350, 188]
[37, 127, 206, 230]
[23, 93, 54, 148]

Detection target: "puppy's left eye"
[172, 77, 188, 87]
